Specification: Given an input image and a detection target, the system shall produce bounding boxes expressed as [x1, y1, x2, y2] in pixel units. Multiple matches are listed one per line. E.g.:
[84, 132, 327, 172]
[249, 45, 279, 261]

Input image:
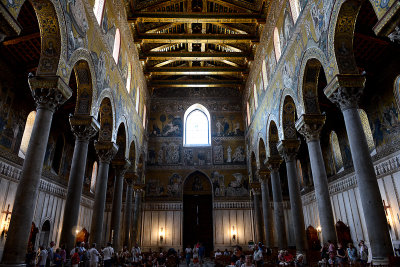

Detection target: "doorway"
[183, 171, 213, 256]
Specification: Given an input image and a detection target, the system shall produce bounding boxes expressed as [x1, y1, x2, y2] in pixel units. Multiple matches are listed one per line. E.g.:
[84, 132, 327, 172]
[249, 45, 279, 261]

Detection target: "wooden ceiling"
[126, 0, 268, 92]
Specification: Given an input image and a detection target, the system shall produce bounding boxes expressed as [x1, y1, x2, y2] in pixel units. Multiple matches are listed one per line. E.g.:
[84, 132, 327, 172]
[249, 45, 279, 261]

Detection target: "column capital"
[133, 183, 146, 192]
[250, 182, 261, 195]
[295, 114, 326, 142]
[258, 169, 270, 180]
[324, 74, 365, 111]
[69, 115, 100, 142]
[125, 170, 139, 185]
[277, 139, 300, 162]
[112, 159, 131, 176]
[28, 75, 72, 112]
[266, 156, 283, 172]
[94, 141, 118, 164]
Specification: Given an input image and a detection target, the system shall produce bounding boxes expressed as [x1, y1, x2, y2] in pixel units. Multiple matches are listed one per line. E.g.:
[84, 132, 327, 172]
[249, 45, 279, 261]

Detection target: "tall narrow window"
[93, 0, 105, 25]
[262, 60, 268, 90]
[289, 0, 300, 23]
[143, 105, 147, 128]
[358, 109, 376, 154]
[184, 104, 211, 146]
[246, 101, 250, 126]
[330, 131, 344, 173]
[19, 111, 36, 159]
[253, 84, 258, 109]
[113, 29, 121, 64]
[90, 161, 98, 193]
[135, 87, 140, 112]
[297, 160, 304, 187]
[126, 63, 132, 93]
[52, 135, 64, 174]
[273, 27, 281, 62]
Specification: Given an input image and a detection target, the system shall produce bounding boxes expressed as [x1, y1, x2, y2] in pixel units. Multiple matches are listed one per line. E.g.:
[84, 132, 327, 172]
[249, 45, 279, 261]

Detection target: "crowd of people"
[319, 240, 369, 266]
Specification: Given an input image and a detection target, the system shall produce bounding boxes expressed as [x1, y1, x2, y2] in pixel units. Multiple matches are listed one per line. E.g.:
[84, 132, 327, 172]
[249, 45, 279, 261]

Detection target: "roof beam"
[140, 51, 252, 61]
[129, 12, 266, 24]
[145, 23, 179, 33]
[145, 66, 248, 75]
[135, 33, 259, 44]
[149, 79, 243, 87]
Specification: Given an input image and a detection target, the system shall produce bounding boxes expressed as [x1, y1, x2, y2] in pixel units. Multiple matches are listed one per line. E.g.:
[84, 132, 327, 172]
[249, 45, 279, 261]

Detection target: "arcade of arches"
[0, 0, 399, 265]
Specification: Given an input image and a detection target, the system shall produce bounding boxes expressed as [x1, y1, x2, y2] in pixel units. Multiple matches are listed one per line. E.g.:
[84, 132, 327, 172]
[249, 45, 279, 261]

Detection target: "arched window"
[289, 0, 300, 23]
[246, 101, 251, 126]
[39, 220, 50, 247]
[253, 84, 258, 109]
[93, 0, 106, 25]
[143, 105, 147, 128]
[184, 104, 211, 146]
[273, 27, 281, 62]
[19, 111, 36, 159]
[113, 29, 121, 64]
[262, 60, 268, 90]
[52, 135, 64, 174]
[90, 161, 98, 193]
[135, 87, 140, 112]
[126, 63, 132, 93]
[358, 109, 376, 154]
[297, 159, 304, 187]
[330, 131, 344, 173]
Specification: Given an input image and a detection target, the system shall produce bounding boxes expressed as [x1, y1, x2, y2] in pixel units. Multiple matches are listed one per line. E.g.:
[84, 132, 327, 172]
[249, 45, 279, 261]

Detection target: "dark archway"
[306, 226, 320, 250]
[183, 171, 213, 256]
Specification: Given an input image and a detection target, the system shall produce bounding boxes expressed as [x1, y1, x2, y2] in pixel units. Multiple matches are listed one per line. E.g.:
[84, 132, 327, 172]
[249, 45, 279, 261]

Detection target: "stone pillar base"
[372, 257, 389, 266]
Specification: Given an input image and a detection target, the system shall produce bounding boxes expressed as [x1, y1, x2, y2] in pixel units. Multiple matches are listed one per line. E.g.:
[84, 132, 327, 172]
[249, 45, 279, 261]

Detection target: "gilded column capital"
[69, 115, 100, 142]
[266, 156, 283, 172]
[133, 183, 146, 192]
[277, 139, 300, 162]
[94, 141, 118, 164]
[250, 182, 261, 195]
[324, 74, 365, 111]
[258, 169, 270, 180]
[28, 75, 72, 112]
[112, 159, 131, 176]
[295, 114, 326, 142]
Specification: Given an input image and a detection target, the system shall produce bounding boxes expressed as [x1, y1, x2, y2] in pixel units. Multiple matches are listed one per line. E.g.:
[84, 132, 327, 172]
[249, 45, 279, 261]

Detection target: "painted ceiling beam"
[149, 79, 243, 87]
[139, 51, 252, 61]
[145, 66, 248, 75]
[134, 33, 259, 44]
[128, 12, 266, 24]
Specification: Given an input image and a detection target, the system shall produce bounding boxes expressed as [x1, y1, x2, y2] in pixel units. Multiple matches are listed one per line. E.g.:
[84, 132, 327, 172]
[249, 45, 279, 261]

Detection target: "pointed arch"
[98, 97, 114, 142]
[273, 27, 281, 62]
[262, 60, 268, 90]
[281, 95, 297, 140]
[93, 0, 106, 25]
[267, 120, 280, 157]
[330, 131, 344, 173]
[72, 60, 94, 115]
[113, 29, 121, 64]
[289, 0, 300, 23]
[258, 138, 267, 169]
[19, 111, 36, 159]
[115, 122, 127, 160]
[128, 139, 137, 171]
[90, 161, 98, 193]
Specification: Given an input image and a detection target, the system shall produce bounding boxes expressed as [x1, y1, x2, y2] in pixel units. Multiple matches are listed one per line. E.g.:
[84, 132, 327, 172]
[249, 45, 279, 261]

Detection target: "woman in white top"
[241, 255, 254, 267]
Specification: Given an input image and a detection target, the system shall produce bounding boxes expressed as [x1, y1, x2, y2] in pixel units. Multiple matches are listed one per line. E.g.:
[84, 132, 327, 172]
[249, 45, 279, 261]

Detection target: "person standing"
[132, 243, 142, 264]
[347, 243, 358, 264]
[47, 241, 55, 267]
[54, 249, 63, 267]
[358, 240, 369, 266]
[198, 243, 205, 264]
[38, 246, 48, 267]
[102, 242, 114, 267]
[71, 248, 81, 267]
[88, 243, 100, 267]
[185, 244, 192, 266]
[253, 245, 263, 267]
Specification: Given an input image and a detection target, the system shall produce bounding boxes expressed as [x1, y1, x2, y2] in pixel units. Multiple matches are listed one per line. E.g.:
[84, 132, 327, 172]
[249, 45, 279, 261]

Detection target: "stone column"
[277, 140, 307, 253]
[251, 182, 263, 243]
[267, 156, 287, 249]
[296, 114, 337, 244]
[325, 75, 393, 264]
[259, 170, 273, 247]
[110, 159, 131, 251]
[89, 141, 118, 246]
[131, 185, 143, 245]
[123, 172, 136, 247]
[0, 76, 72, 265]
[59, 115, 99, 252]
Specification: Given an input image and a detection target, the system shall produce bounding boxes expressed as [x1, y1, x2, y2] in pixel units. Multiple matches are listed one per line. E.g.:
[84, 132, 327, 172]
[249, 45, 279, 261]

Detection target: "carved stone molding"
[28, 75, 72, 112]
[324, 74, 366, 111]
[94, 141, 118, 164]
[277, 139, 300, 162]
[69, 115, 100, 142]
[295, 114, 326, 142]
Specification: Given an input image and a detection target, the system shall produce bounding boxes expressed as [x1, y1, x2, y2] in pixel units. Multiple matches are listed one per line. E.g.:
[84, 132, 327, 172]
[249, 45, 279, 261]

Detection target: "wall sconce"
[1, 204, 11, 239]
[159, 227, 164, 243]
[231, 226, 237, 242]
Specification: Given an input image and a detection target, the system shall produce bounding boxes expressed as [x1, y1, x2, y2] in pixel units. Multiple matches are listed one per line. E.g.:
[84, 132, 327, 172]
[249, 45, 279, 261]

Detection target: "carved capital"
[28, 75, 72, 112]
[112, 159, 131, 176]
[250, 182, 261, 195]
[277, 139, 300, 162]
[125, 170, 139, 185]
[266, 156, 283, 172]
[258, 169, 270, 180]
[133, 183, 146, 192]
[69, 115, 100, 142]
[295, 114, 326, 142]
[324, 74, 365, 111]
[94, 141, 118, 164]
